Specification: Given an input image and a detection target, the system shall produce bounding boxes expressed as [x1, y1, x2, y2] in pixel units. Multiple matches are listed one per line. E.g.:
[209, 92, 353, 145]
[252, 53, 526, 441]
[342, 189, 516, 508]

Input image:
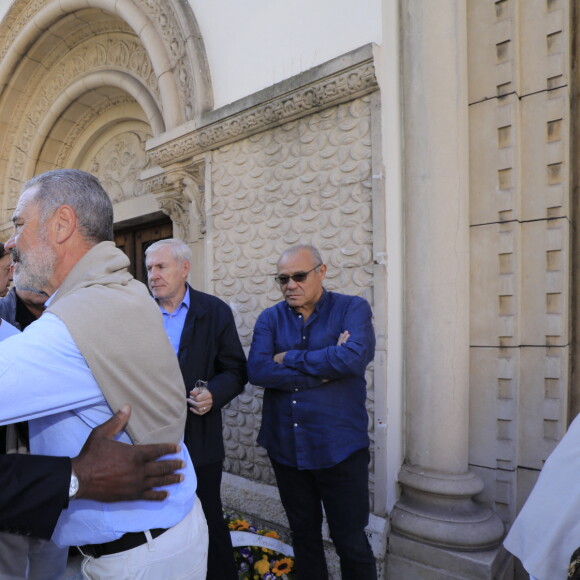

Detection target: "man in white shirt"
[0, 169, 208, 579]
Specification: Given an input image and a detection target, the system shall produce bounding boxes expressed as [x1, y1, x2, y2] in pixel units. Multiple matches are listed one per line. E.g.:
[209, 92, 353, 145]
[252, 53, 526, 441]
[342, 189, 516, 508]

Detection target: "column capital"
[144, 161, 205, 242]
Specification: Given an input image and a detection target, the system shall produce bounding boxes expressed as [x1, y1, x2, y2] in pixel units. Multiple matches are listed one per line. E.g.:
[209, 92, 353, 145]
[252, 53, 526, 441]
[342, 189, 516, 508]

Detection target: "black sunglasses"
[275, 264, 322, 286]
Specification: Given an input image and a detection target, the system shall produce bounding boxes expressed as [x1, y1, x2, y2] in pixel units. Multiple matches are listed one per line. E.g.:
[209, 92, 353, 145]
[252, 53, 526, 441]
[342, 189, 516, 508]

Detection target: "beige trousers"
[80, 498, 208, 580]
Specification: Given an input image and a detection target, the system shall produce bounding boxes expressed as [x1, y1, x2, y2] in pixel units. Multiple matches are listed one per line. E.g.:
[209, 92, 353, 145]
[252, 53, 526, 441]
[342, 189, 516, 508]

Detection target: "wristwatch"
[69, 469, 79, 499]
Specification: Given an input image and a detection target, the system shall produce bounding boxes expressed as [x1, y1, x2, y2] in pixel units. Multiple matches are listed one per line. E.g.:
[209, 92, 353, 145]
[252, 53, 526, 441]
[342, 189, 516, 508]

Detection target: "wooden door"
[114, 218, 173, 284]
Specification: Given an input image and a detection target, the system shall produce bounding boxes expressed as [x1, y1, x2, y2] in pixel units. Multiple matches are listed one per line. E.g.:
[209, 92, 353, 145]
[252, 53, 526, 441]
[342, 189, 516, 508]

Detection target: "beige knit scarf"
[48, 241, 186, 445]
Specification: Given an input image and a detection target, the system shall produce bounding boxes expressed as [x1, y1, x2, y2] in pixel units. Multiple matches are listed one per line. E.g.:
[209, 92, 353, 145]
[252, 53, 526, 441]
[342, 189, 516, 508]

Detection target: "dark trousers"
[270, 448, 377, 580]
[194, 461, 238, 580]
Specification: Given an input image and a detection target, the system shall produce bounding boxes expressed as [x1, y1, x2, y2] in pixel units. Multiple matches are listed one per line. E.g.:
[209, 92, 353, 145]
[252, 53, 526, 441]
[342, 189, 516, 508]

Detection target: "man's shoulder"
[187, 286, 233, 312]
[326, 290, 369, 307]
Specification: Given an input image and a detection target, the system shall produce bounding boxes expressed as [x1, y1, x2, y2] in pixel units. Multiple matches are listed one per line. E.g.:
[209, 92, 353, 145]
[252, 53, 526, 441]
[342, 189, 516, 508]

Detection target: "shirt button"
[294, 423, 298, 427]
[292, 400, 297, 404]
[294, 388, 299, 392]
[302, 336, 306, 339]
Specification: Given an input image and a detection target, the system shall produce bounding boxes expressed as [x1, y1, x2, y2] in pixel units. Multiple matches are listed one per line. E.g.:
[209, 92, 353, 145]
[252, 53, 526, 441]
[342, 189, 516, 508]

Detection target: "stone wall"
[467, 0, 572, 534]
[209, 96, 375, 494]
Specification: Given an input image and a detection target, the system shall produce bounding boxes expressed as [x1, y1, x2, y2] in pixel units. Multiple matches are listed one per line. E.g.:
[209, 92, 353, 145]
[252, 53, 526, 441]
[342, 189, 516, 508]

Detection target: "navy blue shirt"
[248, 290, 375, 470]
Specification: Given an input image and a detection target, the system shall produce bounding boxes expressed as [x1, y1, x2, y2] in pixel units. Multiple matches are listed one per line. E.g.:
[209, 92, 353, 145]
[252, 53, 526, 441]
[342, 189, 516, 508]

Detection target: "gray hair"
[24, 169, 113, 243]
[278, 244, 324, 267]
[145, 238, 192, 264]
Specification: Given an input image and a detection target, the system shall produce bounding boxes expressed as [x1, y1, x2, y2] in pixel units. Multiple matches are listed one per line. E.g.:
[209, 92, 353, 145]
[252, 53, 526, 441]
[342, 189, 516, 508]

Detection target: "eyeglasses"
[275, 264, 322, 286]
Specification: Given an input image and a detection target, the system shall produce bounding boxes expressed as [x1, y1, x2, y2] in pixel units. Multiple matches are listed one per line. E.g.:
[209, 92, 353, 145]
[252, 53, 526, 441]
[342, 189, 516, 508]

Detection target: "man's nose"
[286, 277, 298, 289]
[4, 234, 15, 251]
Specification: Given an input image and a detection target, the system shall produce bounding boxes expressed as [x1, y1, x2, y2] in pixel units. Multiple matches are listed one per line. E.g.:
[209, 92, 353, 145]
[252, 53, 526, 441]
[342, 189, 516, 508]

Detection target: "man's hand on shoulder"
[273, 352, 287, 364]
[72, 405, 184, 502]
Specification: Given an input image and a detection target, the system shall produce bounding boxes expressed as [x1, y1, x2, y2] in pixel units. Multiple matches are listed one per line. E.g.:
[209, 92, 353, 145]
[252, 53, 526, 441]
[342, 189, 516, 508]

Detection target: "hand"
[337, 331, 350, 345]
[273, 351, 287, 364]
[72, 405, 184, 502]
[187, 385, 214, 416]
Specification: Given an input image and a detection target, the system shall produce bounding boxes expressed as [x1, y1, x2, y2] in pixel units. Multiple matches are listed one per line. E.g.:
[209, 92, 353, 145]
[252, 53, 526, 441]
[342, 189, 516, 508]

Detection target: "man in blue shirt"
[248, 244, 377, 580]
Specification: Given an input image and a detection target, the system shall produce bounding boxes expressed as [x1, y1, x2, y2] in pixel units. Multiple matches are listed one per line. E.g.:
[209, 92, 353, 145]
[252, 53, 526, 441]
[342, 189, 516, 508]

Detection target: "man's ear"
[182, 260, 191, 278]
[53, 205, 77, 243]
[318, 264, 327, 281]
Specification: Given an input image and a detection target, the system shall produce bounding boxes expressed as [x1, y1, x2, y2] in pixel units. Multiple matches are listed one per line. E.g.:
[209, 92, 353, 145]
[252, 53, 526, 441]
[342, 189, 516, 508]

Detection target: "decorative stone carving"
[54, 95, 138, 169]
[0, 0, 211, 121]
[88, 131, 151, 203]
[0, 0, 212, 221]
[156, 190, 191, 242]
[149, 61, 378, 167]
[2, 32, 159, 215]
[145, 162, 206, 242]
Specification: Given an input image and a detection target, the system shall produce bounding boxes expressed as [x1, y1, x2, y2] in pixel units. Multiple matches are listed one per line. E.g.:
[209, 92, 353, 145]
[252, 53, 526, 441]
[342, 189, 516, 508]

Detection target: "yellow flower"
[272, 557, 293, 576]
[264, 531, 280, 539]
[254, 555, 271, 575]
[229, 518, 250, 531]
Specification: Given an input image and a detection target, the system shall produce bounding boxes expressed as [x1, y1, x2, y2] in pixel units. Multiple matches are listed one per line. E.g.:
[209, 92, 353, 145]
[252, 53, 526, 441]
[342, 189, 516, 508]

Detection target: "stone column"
[389, 1, 505, 576]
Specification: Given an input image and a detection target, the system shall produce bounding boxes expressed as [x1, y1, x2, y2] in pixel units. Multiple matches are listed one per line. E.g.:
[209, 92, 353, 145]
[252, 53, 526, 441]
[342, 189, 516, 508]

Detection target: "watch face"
[69, 473, 79, 498]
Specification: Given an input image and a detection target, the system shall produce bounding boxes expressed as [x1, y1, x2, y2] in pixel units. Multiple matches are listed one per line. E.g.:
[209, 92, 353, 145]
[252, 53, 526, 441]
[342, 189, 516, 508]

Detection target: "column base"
[390, 465, 505, 550]
[387, 533, 513, 580]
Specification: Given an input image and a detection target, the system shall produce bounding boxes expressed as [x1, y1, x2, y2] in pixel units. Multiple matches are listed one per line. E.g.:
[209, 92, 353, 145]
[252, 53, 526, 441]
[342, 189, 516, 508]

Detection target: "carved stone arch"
[0, 0, 212, 127]
[0, 0, 212, 235]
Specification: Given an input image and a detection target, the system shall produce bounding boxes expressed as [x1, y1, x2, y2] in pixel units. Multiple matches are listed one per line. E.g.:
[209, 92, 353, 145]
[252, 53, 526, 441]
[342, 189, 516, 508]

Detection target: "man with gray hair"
[248, 244, 377, 580]
[0, 169, 207, 579]
[146, 238, 247, 580]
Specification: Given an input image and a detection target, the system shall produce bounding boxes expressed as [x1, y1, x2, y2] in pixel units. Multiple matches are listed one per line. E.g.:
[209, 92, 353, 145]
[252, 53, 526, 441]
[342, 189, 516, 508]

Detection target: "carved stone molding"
[145, 162, 205, 242]
[87, 130, 152, 203]
[149, 60, 378, 167]
[0, 0, 212, 122]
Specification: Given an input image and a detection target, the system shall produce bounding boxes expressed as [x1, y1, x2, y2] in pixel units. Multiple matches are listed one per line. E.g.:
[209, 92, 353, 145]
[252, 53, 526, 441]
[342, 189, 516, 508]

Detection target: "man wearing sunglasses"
[248, 244, 377, 580]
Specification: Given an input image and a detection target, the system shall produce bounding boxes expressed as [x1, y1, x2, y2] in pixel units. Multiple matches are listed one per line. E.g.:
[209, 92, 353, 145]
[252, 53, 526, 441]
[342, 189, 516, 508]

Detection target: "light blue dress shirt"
[158, 285, 189, 354]
[0, 312, 196, 547]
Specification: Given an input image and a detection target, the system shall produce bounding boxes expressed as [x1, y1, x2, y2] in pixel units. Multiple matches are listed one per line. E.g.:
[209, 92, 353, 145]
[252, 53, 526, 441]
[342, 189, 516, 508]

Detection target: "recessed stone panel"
[468, 0, 513, 103]
[518, 345, 568, 469]
[520, 0, 569, 95]
[471, 222, 520, 346]
[470, 96, 521, 226]
[520, 89, 569, 221]
[470, 347, 519, 471]
[521, 219, 569, 345]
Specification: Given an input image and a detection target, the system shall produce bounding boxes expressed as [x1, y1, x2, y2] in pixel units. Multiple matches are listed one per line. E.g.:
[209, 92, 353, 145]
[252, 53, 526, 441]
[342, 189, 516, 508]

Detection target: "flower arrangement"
[225, 511, 296, 579]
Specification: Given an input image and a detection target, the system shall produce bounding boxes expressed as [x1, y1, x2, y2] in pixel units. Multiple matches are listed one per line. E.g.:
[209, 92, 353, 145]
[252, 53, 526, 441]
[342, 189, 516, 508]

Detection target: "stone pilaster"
[388, 1, 507, 577]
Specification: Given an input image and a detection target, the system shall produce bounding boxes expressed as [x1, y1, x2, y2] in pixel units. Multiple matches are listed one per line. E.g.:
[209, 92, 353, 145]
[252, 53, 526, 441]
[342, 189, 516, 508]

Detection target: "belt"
[78, 528, 168, 558]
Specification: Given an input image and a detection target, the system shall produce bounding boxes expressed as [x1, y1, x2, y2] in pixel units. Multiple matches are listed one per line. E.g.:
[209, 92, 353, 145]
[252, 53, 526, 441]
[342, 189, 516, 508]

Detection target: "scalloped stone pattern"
[216, 96, 375, 495]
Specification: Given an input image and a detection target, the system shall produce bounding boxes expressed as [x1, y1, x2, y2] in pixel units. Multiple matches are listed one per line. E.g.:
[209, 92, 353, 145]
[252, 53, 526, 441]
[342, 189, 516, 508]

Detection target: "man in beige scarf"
[0, 169, 207, 579]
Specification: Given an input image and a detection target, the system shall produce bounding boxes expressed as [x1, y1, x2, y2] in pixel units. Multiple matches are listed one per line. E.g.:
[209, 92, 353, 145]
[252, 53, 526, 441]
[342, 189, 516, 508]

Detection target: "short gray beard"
[13, 230, 56, 293]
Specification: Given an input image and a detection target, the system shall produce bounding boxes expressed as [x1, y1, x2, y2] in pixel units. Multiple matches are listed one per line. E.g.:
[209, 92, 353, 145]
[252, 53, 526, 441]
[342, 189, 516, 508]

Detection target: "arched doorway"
[0, 0, 212, 248]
